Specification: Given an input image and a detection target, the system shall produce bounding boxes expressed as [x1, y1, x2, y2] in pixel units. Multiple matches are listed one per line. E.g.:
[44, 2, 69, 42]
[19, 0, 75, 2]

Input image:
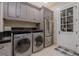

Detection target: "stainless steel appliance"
[32, 30, 44, 53]
[44, 19, 53, 47]
[13, 31, 32, 56]
[42, 7, 53, 47]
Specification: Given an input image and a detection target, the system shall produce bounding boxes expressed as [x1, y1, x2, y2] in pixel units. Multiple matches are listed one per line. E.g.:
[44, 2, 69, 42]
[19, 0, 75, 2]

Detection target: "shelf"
[3, 17, 40, 24]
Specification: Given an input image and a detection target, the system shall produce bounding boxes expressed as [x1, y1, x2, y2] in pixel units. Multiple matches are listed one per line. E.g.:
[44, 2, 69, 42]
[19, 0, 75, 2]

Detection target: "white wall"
[0, 2, 3, 32]
[50, 2, 71, 10]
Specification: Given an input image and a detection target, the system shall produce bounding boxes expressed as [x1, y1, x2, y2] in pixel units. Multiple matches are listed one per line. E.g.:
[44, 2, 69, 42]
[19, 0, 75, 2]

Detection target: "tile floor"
[31, 45, 67, 56]
[0, 43, 11, 56]
[0, 43, 72, 56]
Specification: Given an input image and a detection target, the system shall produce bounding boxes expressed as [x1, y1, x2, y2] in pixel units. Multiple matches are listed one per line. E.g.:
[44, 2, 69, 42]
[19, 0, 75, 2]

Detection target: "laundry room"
[0, 1, 79, 56]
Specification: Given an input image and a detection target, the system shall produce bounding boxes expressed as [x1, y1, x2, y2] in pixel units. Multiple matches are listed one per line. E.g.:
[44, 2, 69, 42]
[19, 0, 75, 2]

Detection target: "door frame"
[57, 3, 78, 51]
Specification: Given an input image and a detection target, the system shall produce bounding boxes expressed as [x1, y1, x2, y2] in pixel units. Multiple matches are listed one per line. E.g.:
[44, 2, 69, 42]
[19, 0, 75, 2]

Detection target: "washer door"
[35, 35, 43, 47]
[15, 38, 30, 53]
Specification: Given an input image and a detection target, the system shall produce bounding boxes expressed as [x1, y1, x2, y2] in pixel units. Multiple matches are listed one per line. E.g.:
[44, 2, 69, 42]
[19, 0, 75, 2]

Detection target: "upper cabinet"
[3, 2, 20, 18]
[3, 2, 40, 23]
[20, 3, 27, 19]
[42, 7, 53, 35]
[16, 2, 21, 18]
[3, 2, 8, 17]
[8, 2, 17, 17]
[35, 8, 40, 22]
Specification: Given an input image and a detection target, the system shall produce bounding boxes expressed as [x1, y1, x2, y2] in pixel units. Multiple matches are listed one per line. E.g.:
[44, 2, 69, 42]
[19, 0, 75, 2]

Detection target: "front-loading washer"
[32, 30, 44, 53]
[13, 32, 32, 56]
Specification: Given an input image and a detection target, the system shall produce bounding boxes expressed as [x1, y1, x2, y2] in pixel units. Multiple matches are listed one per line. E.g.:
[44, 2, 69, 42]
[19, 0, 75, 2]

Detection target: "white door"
[58, 3, 77, 51]
[76, 3, 79, 54]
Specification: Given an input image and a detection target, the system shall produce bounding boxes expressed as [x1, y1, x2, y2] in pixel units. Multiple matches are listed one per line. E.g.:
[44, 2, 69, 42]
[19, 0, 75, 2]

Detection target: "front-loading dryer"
[32, 30, 44, 53]
[13, 32, 32, 56]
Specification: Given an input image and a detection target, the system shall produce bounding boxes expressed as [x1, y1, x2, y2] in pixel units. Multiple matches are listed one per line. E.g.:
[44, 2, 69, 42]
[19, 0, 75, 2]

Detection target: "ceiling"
[29, 2, 57, 8]
[29, 2, 71, 10]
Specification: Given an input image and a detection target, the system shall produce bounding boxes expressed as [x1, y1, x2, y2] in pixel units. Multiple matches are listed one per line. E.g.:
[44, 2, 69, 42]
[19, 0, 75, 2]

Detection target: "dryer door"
[15, 38, 30, 53]
[35, 35, 43, 47]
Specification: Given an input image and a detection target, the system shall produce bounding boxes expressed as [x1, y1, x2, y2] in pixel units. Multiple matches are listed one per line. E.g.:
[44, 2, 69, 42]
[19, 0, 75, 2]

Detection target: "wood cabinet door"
[20, 3, 27, 19]
[33, 8, 39, 22]
[26, 5, 30, 20]
[29, 6, 33, 20]
[32, 8, 36, 20]
[16, 2, 21, 18]
[4, 2, 20, 18]
[8, 2, 17, 17]
[36, 10, 40, 22]
[3, 2, 8, 17]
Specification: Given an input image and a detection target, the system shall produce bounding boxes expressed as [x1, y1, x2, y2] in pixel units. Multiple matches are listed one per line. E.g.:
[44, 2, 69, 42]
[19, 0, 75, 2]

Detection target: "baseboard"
[58, 45, 79, 56]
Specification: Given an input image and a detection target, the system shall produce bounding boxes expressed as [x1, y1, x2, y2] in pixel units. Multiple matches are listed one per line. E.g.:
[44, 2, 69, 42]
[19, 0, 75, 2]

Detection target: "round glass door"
[15, 38, 30, 53]
[35, 35, 43, 47]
